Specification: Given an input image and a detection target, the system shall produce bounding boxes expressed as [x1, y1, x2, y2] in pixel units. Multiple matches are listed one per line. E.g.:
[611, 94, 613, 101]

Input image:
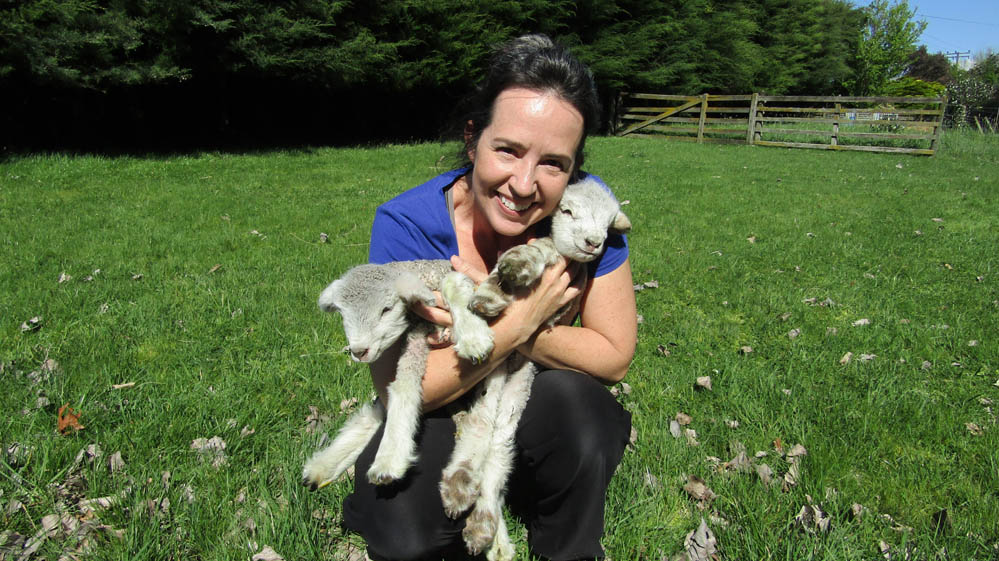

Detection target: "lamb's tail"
[302, 401, 384, 489]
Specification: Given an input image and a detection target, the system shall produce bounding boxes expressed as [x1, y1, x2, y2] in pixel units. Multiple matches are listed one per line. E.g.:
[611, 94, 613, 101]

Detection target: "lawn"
[1, 132, 997, 560]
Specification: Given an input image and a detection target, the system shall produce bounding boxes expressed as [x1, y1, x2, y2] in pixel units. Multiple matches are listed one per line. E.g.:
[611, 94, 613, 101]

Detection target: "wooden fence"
[615, 93, 948, 155]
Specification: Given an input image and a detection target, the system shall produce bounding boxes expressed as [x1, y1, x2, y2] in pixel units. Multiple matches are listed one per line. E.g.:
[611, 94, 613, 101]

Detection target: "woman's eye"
[543, 159, 566, 171]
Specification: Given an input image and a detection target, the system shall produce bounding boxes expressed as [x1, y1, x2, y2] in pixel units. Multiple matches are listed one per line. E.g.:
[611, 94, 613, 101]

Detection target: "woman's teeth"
[500, 195, 531, 212]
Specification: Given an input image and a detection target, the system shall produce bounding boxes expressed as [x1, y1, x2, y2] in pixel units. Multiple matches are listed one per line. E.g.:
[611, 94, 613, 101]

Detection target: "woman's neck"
[452, 175, 531, 273]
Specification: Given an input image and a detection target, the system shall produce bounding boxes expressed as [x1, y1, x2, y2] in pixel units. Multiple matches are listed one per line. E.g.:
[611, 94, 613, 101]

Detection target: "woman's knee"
[518, 370, 632, 467]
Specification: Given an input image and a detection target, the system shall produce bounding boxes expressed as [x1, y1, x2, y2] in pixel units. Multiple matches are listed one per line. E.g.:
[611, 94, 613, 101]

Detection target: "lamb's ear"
[317, 279, 343, 313]
[394, 272, 437, 307]
[610, 210, 632, 235]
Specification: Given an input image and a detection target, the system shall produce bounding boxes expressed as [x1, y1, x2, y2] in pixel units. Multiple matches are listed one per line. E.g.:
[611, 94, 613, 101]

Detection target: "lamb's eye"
[561, 208, 573, 217]
[380, 306, 393, 316]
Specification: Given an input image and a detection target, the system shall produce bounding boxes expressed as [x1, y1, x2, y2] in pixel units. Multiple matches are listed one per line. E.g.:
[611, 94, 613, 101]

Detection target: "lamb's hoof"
[486, 536, 515, 561]
[470, 289, 509, 317]
[463, 507, 499, 555]
[497, 247, 544, 287]
[302, 462, 334, 491]
[366, 456, 409, 485]
[440, 463, 479, 518]
[454, 328, 493, 364]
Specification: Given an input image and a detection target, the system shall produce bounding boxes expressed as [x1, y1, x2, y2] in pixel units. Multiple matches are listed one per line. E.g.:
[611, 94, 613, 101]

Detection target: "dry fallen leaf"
[20, 316, 42, 332]
[57, 404, 85, 434]
[795, 502, 831, 533]
[966, 422, 984, 436]
[683, 475, 717, 505]
[738, 346, 753, 355]
[840, 352, 853, 365]
[788, 328, 801, 339]
[852, 318, 871, 326]
[252, 545, 285, 561]
[108, 451, 126, 474]
[669, 420, 683, 439]
[680, 518, 718, 561]
[695, 376, 712, 391]
[676, 412, 693, 425]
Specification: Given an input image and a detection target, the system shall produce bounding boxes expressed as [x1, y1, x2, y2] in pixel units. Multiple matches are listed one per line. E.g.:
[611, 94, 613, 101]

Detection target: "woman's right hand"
[500, 255, 584, 345]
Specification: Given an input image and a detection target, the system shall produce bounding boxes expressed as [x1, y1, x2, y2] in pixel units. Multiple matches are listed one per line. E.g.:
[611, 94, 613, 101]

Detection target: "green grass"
[2, 131, 997, 560]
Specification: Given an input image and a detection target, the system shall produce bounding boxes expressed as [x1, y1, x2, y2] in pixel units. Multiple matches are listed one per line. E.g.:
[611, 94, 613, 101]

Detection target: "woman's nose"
[509, 161, 536, 198]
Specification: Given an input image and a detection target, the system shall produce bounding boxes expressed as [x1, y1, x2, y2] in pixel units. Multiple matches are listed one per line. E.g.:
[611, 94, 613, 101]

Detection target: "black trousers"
[341, 369, 632, 561]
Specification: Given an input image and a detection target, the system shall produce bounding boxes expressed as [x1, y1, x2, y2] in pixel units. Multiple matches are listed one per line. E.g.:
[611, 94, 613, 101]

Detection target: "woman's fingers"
[450, 255, 488, 284]
[409, 291, 453, 327]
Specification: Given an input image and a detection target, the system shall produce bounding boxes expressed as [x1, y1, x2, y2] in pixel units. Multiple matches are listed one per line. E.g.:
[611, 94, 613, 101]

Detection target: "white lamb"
[302, 261, 494, 487]
[438, 177, 631, 559]
[301, 177, 631, 561]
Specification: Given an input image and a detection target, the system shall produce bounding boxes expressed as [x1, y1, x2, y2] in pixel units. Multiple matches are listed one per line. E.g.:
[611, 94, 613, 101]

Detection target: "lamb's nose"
[585, 237, 602, 251]
[350, 347, 370, 361]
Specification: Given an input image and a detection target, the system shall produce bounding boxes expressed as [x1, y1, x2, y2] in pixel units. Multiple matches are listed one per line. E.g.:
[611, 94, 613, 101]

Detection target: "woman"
[341, 34, 637, 561]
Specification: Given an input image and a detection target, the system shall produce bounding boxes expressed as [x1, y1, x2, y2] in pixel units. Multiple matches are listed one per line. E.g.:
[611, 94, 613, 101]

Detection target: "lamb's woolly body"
[303, 177, 631, 561]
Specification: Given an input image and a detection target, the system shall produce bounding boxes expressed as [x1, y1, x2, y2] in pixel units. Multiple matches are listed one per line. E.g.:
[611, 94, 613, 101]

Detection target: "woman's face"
[467, 87, 584, 238]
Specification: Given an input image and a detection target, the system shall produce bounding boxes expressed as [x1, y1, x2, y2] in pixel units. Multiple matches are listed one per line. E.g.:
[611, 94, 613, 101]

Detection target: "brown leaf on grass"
[629, 426, 639, 447]
[669, 420, 683, 438]
[756, 463, 774, 486]
[657, 344, 672, 357]
[676, 412, 693, 425]
[966, 422, 984, 436]
[678, 518, 718, 561]
[208, 264, 222, 274]
[304, 406, 330, 434]
[252, 545, 285, 561]
[852, 318, 871, 326]
[108, 452, 125, 474]
[111, 382, 135, 389]
[795, 501, 831, 534]
[57, 404, 85, 434]
[723, 451, 752, 473]
[684, 429, 700, 446]
[683, 475, 717, 506]
[20, 316, 42, 332]
[695, 376, 712, 391]
[747, 235, 757, 244]
[787, 443, 808, 458]
[788, 328, 801, 339]
[190, 436, 228, 468]
[840, 352, 853, 365]
[58, 272, 72, 284]
[738, 346, 753, 355]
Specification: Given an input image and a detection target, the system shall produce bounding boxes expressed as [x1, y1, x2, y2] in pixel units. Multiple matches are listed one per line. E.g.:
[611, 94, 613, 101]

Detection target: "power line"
[915, 13, 999, 27]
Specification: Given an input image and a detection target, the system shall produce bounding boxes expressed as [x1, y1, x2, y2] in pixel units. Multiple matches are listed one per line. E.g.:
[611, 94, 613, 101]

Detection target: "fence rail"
[615, 93, 949, 155]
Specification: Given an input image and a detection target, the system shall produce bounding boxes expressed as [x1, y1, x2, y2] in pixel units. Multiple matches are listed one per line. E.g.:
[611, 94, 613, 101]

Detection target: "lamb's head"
[550, 177, 631, 262]
[318, 264, 436, 363]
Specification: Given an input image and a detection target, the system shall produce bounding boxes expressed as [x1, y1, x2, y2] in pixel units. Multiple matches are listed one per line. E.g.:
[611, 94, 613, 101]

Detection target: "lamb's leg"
[471, 239, 560, 316]
[462, 359, 536, 556]
[486, 516, 514, 561]
[440, 370, 507, 517]
[366, 324, 430, 484]
[302, 401, 384, 489]
[442, 272, 494, 363]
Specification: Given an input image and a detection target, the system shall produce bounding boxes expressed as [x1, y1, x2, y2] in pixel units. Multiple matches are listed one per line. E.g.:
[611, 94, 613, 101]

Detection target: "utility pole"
[942, 50, 971, 66]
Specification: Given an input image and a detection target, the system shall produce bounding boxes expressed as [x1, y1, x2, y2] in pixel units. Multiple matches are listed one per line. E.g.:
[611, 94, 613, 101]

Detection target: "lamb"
[302, 260, 494, 487]
[301, 177, 631, 561]
[437, 177, 631, 559]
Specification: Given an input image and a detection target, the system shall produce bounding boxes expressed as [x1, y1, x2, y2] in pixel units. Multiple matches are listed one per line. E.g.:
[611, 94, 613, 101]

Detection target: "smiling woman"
[334, 34, 637, 561]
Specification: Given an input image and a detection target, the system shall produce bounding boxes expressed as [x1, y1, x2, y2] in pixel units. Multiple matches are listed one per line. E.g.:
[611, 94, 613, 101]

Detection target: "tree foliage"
[0, 0, 947, 150]
[847, 0, 926, 95]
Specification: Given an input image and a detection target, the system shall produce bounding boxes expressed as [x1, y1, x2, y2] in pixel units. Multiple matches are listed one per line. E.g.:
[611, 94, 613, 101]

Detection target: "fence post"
[930, 95, 947, 154]
[747, 93, 759, 145]
[697, 94, 708, 143]
[754, 99, 764, 142]
[832, 102, 841, 146]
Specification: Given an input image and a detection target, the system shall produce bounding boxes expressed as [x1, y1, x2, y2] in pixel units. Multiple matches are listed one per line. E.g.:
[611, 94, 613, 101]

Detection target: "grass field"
[1, 131, 997, 560]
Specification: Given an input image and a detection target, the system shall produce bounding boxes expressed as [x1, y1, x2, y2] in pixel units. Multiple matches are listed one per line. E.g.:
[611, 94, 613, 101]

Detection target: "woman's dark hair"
[455, 34, 600, 179]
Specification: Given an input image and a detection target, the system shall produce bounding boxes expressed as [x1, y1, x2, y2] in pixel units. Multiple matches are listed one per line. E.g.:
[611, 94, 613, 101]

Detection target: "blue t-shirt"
[368, 169, 628, 278]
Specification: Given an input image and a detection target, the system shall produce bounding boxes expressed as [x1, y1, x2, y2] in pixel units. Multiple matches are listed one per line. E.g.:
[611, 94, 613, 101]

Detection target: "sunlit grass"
[1, 132, 997, 560]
